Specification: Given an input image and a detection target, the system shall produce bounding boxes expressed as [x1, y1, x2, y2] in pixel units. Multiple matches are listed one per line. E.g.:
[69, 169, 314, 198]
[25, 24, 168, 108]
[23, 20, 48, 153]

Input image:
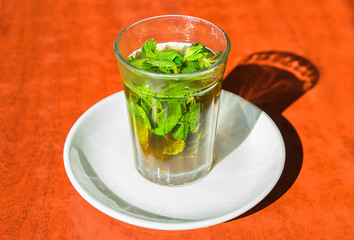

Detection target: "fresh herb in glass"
[114, 15, 230, 185]
[125, 39, 221, 154]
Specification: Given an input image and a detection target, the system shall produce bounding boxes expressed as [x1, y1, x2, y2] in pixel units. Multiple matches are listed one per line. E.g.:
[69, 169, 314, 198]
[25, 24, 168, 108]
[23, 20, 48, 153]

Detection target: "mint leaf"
[185, 52, 207, 61]
[156, 49, 182, 64]
[198, 57, 212, 69]
[186, 101, 201, 132]
[128, 58, 153, 70]
[199, 51, 222, 69]
[163, 140, 185, 155]
[183, 42, 207, 61]
[127, 55, 134, 62]
[153, 100, 185, 135]
[141, 39, 157, 58]
[137, 97, 151, 113]
[146, 59, 178, 73]
[135, 117, 150, 146]
[186, 60, 200, 69]
[135, 103, 152, 130]
[181, 66, 198, 73]
[136, 95, 164, 130]
[174, 57, 182, 66]
[172, 118, 190, 140]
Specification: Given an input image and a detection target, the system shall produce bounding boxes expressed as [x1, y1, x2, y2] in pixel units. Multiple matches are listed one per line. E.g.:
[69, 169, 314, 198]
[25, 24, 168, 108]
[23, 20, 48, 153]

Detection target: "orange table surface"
[1, 0, 353, 239]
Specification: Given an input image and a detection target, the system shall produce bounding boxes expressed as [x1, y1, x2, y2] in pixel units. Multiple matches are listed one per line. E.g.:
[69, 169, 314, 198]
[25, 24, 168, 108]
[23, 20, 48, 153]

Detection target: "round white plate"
[63, 90, 285, 230]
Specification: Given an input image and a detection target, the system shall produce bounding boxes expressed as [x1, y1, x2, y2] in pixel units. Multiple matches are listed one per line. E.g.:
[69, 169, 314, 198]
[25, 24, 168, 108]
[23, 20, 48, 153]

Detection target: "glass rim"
[113, 15, 231, 78]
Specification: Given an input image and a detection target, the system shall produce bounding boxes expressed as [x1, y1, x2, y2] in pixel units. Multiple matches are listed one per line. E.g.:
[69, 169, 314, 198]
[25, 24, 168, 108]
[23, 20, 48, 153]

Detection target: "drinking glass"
[114, 15, 230, 185]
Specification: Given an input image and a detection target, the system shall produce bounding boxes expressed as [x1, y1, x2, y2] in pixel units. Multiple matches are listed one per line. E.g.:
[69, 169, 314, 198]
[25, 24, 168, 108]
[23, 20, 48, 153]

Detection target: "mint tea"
[114, 16, 230, 185]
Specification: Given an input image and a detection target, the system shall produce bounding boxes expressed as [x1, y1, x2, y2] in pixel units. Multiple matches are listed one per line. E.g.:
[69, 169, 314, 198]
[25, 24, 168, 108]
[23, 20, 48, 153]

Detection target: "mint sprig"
[127, 39, 221, 74]
[141, 39, 157, 58]
[129, 87, 204, 156]
[125, 39, 220, 156]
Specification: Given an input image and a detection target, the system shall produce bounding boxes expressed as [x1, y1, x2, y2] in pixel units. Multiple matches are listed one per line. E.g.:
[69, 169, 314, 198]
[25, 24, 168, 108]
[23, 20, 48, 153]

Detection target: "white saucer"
[63, 90, 285, 230]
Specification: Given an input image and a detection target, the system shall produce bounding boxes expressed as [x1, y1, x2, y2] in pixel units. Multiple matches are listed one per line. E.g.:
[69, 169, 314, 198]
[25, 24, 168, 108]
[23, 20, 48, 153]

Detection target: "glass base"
[136, 163, 211, 186]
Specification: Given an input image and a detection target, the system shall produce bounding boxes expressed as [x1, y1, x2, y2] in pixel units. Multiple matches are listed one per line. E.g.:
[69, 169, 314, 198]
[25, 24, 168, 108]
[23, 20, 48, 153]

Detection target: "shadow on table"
[222, 51, 319, 219]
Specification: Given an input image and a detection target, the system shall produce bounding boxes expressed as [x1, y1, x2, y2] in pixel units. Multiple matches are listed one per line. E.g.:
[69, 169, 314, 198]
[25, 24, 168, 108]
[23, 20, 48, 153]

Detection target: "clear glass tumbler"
[113, 15, 230, 185]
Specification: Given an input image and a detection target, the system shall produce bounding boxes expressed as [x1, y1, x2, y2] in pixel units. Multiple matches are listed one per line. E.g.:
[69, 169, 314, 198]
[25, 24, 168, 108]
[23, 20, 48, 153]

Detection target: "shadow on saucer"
[73, 147, 184, 222]
[221, 51, 319, 219]
[213, 90, 262, 166]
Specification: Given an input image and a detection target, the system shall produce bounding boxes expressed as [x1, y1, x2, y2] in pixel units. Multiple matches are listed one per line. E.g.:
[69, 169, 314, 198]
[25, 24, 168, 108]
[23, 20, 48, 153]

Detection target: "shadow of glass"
[214, 90, 261, 165]
[222, 51, 319, 219]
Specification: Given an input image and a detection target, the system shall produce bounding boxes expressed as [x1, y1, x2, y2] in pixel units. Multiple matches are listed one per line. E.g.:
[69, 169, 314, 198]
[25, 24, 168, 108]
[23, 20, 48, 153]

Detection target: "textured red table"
[1, 0, 353, 239]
